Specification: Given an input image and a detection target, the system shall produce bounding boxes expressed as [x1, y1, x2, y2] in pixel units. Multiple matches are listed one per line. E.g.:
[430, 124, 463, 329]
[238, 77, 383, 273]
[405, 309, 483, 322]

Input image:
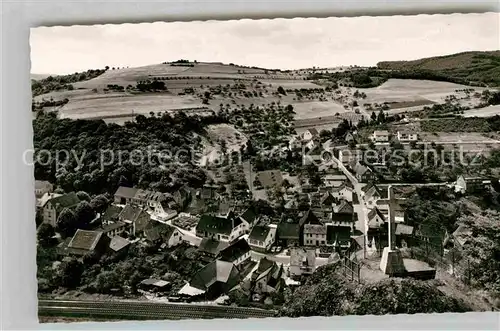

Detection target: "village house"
[367, 207, 386, 243]
[353, 162, 376, 183]
[198, 238, 228, 260]
[362, 183, 387, 207]
[371, 130, 390, 143]
[101, 221, 130, 238]
[114, 186, 139, 205]
[339, 149, 363, 166]
[326, 225, 352, 249]
[144, 222, 182, 247]
[397, 131, 419, 142]
[118, 205, 151, 236]
[276, 220, 301, 247]
[302, 128, 319, 141]
[323, 170, 348, 187]
[454, 175, 491, 194]
[303, 223, 327, 246]
[217, 238, 252, 267]
[108, 235, 131, 254]
[101, 205, 123, 225]
[35, 180, 53, 199]
[248, 224, 276, 252]
[114, 186, 176, 213]
[59, 229, 110, 257]
[195, 211, 246, 242]
[305, 138, 320, 151]
[330, 183, 354, 202]
[251, 258, 284, 294]
[41, 192, 81, 227]
[180, 260, 241, 299]
[344, 132, 355, 143]
[289, 247, 316, 278]
[239, 206, 260, 228]
[36, 192, 62, 211]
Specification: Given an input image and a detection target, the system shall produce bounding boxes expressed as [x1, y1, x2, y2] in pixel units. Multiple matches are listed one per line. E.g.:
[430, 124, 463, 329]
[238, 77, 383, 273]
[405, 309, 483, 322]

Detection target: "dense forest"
[32, 112, 227, 195]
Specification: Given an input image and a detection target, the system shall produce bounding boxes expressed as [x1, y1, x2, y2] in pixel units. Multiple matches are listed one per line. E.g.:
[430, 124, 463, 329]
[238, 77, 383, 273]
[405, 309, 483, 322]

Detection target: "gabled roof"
[101, 221, 127, 233]
[330, 212, 354, 223]
[277, 222, 300, 239]
[190, 260, 241, 291]
[109, 236, 130, 252]
[321, 192, 335, 206]
[68, 229, 103, 251]
[119, 205, 149, 223]
[304, 224, 326, 234]
[198, 238, 228, 256]
[306, 128, 319, 136]
[196, 214, 242, 235]
[248, 224, 271, 242]
[47, 192, 80, 212]
[144, 223, 177, 242]
[367, 207, 386, 228]
[114, 186, 138, 199]
[240, 206, 258, 224]
[218, 238, 251, 262]
[101, 205, 123, 224]
[335, 200, 354, 214]
[353, 162, 372, 177]
[298, 210, 321, 227]
[326, 226, 351, 246]
[373, 130, 389, 135]
[290, 247, 315, 267]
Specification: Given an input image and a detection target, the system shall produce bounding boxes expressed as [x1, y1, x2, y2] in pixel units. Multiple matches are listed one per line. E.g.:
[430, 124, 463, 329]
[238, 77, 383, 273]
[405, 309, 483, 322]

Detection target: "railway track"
[38, 299, 277, 320]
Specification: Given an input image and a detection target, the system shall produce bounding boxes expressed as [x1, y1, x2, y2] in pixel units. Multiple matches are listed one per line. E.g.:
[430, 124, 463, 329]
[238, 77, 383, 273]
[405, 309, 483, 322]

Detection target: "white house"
[371, 130, 390, 143]
[248, 224, 277, 253]
[302, 128, 319, 141]
[397, 131, 418, 142]
[331, 183, 353, 202]
[289, 247, 316, 278]
[303, 224, 327, 246]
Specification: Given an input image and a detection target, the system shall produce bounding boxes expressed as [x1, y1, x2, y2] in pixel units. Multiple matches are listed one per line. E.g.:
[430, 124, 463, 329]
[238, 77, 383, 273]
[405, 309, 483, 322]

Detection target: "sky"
[30, 13, 499, 75]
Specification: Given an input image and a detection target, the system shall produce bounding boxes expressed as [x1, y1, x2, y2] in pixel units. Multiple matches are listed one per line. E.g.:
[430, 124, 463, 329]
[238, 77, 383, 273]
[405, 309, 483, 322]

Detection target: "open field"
[292, 101, 349, 120]
[59, 94, 205, 120]
[359, 79, 488, 106]
[419, 132, 499, 143]
[463, 105, 500, 118]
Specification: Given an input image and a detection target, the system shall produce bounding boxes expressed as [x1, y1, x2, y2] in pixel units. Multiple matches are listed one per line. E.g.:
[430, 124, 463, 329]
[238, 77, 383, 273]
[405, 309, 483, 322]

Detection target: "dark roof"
[144, 223, 177, 242]
[240, 206, 258, 224]
[299, 210, 321, 226]
[321, 192, 335, 205]
[307, 128, 319, 136]
[198, 238, 228, 256]
[119, 205, 149, 223]
[331, 212, 354, 223]
[102, 205, 123, 223]
[326, 226, 351, 245]
[101, 221, 127, 233]
[114, 186, 138, 199]
[47, 192, 80, 211]
[190, 260, 241, 291]
[336, 200, 354, 214]
[255, 257, 274, 275]
[196, 214, 242, 235]
[109, 236, 130, 252]
[248, 225, 271, 242]
[277, 222, 300, 239]
[257, 170, 283, 188]
[68, 230, 103, 251]
[218, 238, 251, 262]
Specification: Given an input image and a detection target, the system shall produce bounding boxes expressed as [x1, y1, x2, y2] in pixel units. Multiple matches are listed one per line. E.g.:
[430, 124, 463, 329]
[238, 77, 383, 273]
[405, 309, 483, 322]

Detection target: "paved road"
[331, 154, 369, 237]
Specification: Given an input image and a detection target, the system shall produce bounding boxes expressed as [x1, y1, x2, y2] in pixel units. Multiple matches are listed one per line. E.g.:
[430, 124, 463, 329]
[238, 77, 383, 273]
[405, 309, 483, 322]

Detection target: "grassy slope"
[378, 51, 500, 88]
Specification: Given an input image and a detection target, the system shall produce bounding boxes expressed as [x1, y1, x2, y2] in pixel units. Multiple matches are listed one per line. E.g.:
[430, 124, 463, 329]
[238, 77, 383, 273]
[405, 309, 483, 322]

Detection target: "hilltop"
[377, 51, 500, 87]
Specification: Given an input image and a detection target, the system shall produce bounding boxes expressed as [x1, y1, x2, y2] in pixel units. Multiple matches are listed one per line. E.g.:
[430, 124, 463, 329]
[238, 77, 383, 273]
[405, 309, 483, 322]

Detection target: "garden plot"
[59, 94, 204, 120]
[199, 124, 247, 166]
